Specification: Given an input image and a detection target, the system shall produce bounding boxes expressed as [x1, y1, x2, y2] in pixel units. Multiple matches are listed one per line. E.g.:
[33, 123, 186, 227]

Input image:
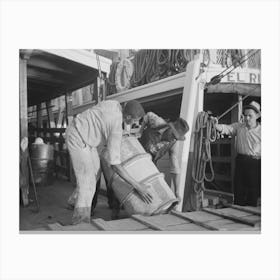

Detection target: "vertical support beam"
[100, 74, 107, 101]
[93, 78, 99, 103]
[19, 56, 29, 206]
[46, 101, 55, 128]
[54, 102, 65, 177]
[94, 76, 106, 103]
[46, 100, 55, 143]
[237, 94, 243, 121]
[93, 75, 106, 104]
[36, 103, 42, 138]
[19, 57, 28, 140]
[230, 94, 243, 194]
[76, 88, 83, 106]
[65, 93, 73, 125]
[65, 92, 75, 183]
[176, 53, 204, 212]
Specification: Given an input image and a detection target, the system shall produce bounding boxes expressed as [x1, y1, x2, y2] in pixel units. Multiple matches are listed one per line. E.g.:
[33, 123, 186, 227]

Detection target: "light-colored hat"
[243, 101, 261, 115]
[34, 137, 44, 145]
[168, 118, 189, 141]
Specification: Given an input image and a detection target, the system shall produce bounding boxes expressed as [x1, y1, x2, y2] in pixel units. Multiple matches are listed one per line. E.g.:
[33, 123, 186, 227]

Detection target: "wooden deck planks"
[172, 210, 223, 222]
[137, 214, 190, 227]
[95, 218, 149, 231]
[47, 206, 261, 231]
[170, 211, 220, 230]
[165, 223, 208, 231]
[203, 208, 260, 227]
[225, 204, 261, 216]
[214, 207, 256, 217]
[48, 222, 99, 231]
[131, 215, 166, 231]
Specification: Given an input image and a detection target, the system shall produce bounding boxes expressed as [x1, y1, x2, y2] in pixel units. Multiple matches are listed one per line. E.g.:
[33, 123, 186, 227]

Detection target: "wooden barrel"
[30, 143, 54, 186]
[101, 136, 179, 216]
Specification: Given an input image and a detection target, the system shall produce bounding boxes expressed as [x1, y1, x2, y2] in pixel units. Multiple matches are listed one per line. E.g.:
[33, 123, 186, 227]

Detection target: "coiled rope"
[130, 49, 200, 88]
[192, 111, 218, 194]
[106, 49, 256, 95]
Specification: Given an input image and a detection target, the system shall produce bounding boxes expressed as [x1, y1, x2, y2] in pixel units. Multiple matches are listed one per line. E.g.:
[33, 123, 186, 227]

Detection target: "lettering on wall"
[224, 71, 261, 84]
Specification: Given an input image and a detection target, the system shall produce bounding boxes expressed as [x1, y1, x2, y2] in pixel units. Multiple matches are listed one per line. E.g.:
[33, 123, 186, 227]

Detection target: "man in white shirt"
[66, 100, 152, 224]
[215, 101, 261, 206]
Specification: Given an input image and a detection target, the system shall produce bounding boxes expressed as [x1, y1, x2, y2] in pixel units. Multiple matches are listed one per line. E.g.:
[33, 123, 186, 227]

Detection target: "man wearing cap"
[139, 112, 189, 200]
[66, 100, 152, 224]
[101, 112, 189, 219]
[215, 101, 261, 206]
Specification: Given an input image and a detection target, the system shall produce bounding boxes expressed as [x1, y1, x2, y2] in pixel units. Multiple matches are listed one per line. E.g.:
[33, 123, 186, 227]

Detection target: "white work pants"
[66, 123, 101, 224]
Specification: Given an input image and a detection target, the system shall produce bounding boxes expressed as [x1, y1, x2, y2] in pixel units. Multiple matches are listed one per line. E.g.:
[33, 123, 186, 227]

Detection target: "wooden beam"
[225, 204, 261, 216]
[46, 101, 56, 139]
[28, 57, 75, 75]
[202, 208, 258, 227]
[20, 49, 33, 60]
[27, 68, 66, 85]
[131, 215, 165, 231]
[170, 210, 219, 230]
[92, 218, 115, 231]
[30, 127, 66, 133]
[65, 93, 75, 182]
[230, 94, 241, 194]
[106, 72, 185, 103]
[36, 103, 43, 138]
[65, 93, 73, 125]
[41, 49, 112, 74]
[176, 53, 204, 211]
[19, 57, 29, 206]
[28, 70, 97, 106]
[20, 58, 28, 139]
[46, 101, 56, 128]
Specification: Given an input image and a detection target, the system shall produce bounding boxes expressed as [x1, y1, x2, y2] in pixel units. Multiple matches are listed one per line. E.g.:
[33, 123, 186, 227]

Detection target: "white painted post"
[176, 52, 204, 211]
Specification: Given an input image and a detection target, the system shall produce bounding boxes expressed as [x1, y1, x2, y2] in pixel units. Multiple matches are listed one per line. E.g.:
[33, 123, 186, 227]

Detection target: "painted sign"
[222, 71, 261, 84]
[207, 68, 261, 84]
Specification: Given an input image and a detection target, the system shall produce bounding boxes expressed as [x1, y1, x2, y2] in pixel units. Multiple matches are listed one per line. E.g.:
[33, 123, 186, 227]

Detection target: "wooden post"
[46, 101, 55, 128]
[93, 76, 106, 103]
[36, 103, 42, 138]
[65, 93, 75, 183]
[46, 100, 55, 142]
[65, 93, 73, 125]
[230, 94, 242, 194]
[175, 53, 204, 212]
[93, 77, 102, 103]
[19, 55, 29, 206]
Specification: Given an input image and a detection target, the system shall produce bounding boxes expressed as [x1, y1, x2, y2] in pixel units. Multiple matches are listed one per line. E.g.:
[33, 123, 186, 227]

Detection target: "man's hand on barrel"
[111, 164, 153, 204]
[134, 183, 153, 204]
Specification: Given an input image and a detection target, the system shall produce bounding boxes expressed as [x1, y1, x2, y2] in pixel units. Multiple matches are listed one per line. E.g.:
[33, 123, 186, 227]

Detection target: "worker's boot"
[72, 207, 91, 224]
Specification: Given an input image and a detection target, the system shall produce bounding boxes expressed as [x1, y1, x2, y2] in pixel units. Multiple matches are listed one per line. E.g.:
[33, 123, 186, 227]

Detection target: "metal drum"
[101, 136, 179, 216]
[30, 143, 54, 186]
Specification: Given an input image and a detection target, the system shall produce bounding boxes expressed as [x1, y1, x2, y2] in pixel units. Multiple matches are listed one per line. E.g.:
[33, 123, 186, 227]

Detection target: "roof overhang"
[20, 49, 112, 106]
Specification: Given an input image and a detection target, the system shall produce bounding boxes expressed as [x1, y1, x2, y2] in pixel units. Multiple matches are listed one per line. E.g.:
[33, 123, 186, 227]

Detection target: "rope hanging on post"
[192, 112, 217, 194]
